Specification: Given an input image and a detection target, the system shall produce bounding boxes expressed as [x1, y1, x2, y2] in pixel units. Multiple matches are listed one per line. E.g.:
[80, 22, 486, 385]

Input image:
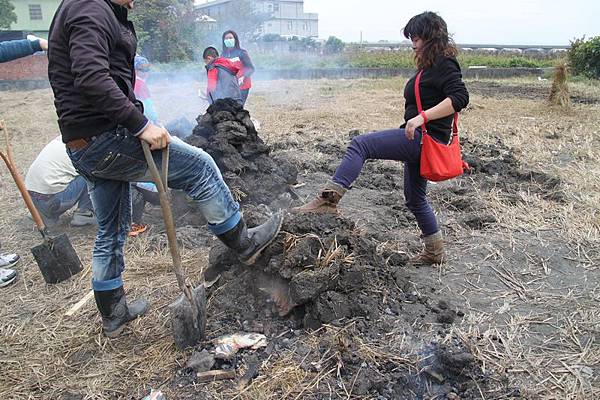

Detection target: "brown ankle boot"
[410, 231, 444, 265]
[291, 181, 347, 214]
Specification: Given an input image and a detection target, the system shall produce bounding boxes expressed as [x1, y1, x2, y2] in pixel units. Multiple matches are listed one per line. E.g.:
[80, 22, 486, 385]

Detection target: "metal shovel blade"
[31, 233, 82, 284]
[169, 285, 207, 350]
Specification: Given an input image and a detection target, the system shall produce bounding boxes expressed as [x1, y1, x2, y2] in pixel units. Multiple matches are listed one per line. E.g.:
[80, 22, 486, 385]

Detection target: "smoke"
[142, 43, 377, 130]
[145, 67, 209, 138]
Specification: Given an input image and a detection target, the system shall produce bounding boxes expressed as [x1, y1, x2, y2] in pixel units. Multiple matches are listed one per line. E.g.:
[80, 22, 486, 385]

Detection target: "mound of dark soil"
[206, 212, 386, 326]
[467, 80, 599, 105]
[462, 136, 566, 203]
[185, 99, 298, 206]
[184, 210, 511, 398]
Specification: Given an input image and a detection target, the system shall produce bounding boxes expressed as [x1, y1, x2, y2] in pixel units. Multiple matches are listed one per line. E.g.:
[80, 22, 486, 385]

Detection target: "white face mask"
[224, 38, 236, 48]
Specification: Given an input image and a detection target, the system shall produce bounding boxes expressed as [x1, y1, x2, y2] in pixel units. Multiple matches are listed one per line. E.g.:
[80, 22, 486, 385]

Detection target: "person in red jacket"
[221, 30, 255, 106]
[203, 46, 242, 105]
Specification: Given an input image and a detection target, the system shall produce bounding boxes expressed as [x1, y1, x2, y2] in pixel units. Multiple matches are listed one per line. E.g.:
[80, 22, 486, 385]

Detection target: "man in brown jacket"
[48, 0, 282, 338]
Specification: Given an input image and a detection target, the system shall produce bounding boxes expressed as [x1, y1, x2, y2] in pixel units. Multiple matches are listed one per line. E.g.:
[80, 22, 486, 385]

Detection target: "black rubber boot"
[94, 286, 149, 338]
[217, 212, 283, 265]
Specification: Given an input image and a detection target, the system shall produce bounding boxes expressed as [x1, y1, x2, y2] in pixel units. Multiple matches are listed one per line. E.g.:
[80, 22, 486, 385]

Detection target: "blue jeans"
[131, 184, 160, 224]
[67, 127, 241, 291]
[29, 176, 93, 222]
[332, 128, 439, 236]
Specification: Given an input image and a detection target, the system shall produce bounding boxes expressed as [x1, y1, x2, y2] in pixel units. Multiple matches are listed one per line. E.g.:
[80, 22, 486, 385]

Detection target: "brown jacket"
[48, 0, 147, 142]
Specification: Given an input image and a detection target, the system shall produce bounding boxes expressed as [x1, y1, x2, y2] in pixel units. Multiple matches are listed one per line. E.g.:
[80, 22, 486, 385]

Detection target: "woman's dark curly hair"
[403, 12, 457, 69]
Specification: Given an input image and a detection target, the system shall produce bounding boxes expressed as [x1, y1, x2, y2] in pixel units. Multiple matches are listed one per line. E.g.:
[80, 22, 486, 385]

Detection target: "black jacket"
[48, 0, 147, 142]
[402, 56, 469, 143]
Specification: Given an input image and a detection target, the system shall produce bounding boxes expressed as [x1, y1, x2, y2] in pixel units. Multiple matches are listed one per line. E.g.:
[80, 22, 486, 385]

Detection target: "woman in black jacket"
[221, 30, 255, 106]
[293, 12, 469, 265]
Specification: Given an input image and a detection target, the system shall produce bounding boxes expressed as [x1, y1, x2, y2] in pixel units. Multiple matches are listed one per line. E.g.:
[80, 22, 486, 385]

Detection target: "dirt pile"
[185, 99, 298, 207]
[188, 210, 509, 398]
[461, 136, 566, 203]
[206, 212, 394, 327]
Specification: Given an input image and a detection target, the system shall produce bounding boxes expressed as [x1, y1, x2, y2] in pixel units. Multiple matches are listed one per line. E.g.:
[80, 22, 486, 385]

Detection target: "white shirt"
[25, 136, 78, 194]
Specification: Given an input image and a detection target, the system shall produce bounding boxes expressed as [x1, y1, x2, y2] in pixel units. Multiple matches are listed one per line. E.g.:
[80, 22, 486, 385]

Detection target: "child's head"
[134, 55, 151, 78]
[203, 47, 219, 65]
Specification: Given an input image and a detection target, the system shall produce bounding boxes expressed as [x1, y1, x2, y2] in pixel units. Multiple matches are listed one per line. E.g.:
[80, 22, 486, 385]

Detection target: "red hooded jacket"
[206, 57, 242, 104]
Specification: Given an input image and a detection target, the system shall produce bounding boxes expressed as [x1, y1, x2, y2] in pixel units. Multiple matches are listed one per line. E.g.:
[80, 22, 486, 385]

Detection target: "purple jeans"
[332, 128, 439, 236]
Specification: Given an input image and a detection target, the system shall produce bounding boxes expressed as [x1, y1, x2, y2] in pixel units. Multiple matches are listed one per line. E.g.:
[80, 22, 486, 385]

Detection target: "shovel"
[140, 141, 206, 349]
[0, 121, 82, 284]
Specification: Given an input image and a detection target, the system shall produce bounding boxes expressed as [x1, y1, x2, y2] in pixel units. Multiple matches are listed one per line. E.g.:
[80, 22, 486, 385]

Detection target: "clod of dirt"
[414, 340, 484, 398]
[461, 214, 497, 230]
[386, 252, 409, 267]
[436, 309, 457, 324]
[438, 347, 476, 374]
[289, 265, 339, 304]
[186, 349, 215, 373]
[185, 99, 298, 206]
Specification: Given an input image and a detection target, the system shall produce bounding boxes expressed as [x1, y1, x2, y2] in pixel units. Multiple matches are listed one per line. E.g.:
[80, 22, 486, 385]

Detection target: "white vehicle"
[500, 48, 523, 54]
[523, 48, 545, 55]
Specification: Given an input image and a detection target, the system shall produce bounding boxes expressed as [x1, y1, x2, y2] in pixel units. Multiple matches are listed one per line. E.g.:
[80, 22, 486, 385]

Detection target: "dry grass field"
[0, 75, 598, 399]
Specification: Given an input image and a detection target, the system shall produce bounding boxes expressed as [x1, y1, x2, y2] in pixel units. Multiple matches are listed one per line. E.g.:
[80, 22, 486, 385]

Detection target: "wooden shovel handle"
[140, 142, 196, 302]
[0, 121, 47, 236]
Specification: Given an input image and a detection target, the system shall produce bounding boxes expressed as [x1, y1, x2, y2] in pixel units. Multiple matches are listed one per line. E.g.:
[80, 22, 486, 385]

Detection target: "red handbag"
[414, 70, 468, 182]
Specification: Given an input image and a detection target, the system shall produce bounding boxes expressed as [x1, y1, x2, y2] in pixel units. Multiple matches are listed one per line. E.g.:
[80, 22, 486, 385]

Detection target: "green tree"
[324, 36, 345, 54]
[568, 36, 600, 79]
[0, 0, 17, 29]
[130, 0, 198, 62]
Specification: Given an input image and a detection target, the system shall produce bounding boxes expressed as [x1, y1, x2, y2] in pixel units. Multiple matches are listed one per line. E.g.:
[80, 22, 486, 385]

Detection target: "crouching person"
[48, 0, 282, 338]
[25, 136, 96, 227]
[129, 182, 160, 236]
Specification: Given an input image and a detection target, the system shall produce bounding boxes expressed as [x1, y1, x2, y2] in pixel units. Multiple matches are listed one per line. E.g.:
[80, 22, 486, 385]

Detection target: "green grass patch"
[253, 51, 557, 70]
[150, 51, 559, 72]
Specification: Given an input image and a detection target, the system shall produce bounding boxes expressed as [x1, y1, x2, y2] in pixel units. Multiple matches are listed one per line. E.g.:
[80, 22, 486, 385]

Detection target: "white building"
[195, 0, 318, 38]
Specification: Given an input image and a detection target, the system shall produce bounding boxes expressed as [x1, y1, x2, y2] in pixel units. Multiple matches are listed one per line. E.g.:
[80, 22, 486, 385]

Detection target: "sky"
[302, 0, 600, 45]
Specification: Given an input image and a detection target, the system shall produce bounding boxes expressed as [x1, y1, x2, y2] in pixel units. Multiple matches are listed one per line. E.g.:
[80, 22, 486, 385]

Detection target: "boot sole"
[104, 324, 126, 338]
[103, 305, 149, 338]
[409, 256, 444, 266]
[241, 216, 284, 266]
[0, 275, 17, 287]
[0, 258, 20, 269]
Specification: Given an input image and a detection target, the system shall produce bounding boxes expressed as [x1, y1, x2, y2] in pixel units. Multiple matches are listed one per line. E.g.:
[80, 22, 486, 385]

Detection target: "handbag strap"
[414, 70, 458, 135]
